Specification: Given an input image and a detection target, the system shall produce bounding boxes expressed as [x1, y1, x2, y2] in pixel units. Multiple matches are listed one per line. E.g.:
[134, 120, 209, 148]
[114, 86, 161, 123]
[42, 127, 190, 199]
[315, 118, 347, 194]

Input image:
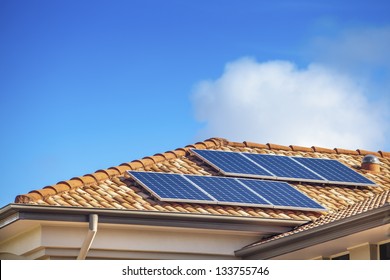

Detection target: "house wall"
[0, 225, 42, 257]
[0, 220, 261, 259]
[86, 224, 258, 259]
[269, 224, 389, 260]
[348, 243, 378, 260]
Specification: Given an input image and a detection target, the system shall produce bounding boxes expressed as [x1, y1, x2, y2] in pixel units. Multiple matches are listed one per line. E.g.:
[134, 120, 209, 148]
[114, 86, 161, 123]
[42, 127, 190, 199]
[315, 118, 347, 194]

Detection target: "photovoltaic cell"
[186, 175, 270, 206]
[243, 153, 324, 182]
[192, 149, 273, 177]
[239, 179, 326, 211]
[292, 157, 376, 186]
[128, 171, 214, 203]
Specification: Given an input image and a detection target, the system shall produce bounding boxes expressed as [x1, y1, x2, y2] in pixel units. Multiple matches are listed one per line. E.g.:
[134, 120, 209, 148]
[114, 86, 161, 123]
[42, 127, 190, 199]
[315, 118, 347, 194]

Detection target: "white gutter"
[77, 214, 98, 260]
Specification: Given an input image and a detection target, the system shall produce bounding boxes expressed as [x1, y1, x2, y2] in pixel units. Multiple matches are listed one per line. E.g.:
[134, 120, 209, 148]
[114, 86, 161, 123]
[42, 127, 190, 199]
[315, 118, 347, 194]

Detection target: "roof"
[13, 137, 390, 236]
[242, 189, 390, 249]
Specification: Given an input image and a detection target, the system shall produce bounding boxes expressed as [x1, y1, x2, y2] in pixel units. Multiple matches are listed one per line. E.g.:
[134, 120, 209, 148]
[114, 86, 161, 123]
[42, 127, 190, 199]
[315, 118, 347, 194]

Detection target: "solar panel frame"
[242, 153, 326, 183]
[128, 171, 217, 204]
[291, 157, 377, 187]
[238, 178, 327, 211]
[191, 149, 275, 179]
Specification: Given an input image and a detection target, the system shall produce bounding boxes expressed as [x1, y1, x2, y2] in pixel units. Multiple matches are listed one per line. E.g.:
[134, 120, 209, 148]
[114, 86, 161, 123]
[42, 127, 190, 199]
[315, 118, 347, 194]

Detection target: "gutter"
[0, 204, 307, 234]
[77, 214, 98, 260]
[235, 203, 390, 259]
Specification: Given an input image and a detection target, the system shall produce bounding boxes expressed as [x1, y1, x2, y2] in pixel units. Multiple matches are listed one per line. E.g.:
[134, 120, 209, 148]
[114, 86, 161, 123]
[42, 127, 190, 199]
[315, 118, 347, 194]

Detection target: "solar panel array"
[191, 149, 376, 187]
[129, 171, 326, 211]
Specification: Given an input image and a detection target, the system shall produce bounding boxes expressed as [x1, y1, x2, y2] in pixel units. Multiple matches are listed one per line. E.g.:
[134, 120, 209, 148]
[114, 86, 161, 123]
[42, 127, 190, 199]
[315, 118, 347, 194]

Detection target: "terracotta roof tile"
[89, 171, 109, 182]
[96, 169, 118, 177]
[190, 142, 208, 150]
[266, 143, 291, 151]
[245, 190, 390, 248]
[227, 141, 247, 148]
[334, 148, 359, 155]
[243, 141, 268, 149]
[46, 197, 60, 206]
[112, 165, 131, 174]
[311, 146, 336, 154]
[379, 151, 390, 158]
[289, 145, 314, 152]
[356, 149, 381, 157]
[72, 175, 97, 185]
[53, 197, 72, 206]
[33, 188, 57, 198]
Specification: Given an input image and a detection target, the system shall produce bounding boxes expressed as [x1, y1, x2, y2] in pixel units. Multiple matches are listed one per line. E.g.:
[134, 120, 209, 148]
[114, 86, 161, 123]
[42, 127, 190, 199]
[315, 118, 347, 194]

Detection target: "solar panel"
[191, 149, 274, 178]
[292, 157, 376, 186]
[128, 171, 215, 203]
[239, 179, 326, 211]
[128, 171, 326, 211]
[191, 149, 376, 187]
[243, 153, 325, 183]
[186, 175, 271, 207]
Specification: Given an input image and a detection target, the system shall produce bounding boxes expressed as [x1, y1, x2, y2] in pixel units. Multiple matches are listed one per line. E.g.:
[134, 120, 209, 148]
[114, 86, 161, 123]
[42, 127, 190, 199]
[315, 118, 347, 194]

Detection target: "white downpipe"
[77, 214, 98, 260]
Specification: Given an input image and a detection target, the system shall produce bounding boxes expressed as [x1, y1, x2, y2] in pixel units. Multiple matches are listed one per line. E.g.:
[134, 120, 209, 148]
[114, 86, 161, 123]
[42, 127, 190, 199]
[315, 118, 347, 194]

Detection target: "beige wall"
[0, 226, 42, 257]
[348, 243, 378, 260]
[0, 220, 260, 259]
[271, 224, 389, 260]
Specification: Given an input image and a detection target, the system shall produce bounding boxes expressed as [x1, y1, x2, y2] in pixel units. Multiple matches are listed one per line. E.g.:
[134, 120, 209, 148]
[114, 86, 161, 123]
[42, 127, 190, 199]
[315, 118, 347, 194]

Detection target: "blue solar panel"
[292, 157, 376, 186]
[128, 171, 326, 211]
[243, 153, 325, 182]
[186, 175, 271, 206]
[192, 149, 273, 177]
[192, 149, 376, 187]
[128, 171, 215, 203]
[239, 179, 326, 211]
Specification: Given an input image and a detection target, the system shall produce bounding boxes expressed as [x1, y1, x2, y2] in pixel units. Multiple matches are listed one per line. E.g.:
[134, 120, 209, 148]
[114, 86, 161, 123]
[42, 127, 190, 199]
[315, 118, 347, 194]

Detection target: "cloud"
[192, 57, 388, 150]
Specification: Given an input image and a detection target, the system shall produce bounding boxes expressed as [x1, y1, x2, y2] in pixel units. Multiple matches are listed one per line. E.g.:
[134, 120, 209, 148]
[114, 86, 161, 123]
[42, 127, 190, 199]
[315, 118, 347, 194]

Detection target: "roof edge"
[0, 204, 306, 233]
[235, 203, 390, 259]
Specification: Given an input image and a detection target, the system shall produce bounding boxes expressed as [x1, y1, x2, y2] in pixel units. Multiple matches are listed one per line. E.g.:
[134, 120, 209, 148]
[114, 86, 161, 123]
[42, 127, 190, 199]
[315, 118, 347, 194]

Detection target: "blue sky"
[1, 0, 389, 207]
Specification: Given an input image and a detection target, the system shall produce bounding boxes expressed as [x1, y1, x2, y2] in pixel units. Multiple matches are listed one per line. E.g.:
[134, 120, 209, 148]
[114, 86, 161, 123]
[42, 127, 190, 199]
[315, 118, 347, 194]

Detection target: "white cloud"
[192, 57, 387, 150]
[309, 26, 390, 111]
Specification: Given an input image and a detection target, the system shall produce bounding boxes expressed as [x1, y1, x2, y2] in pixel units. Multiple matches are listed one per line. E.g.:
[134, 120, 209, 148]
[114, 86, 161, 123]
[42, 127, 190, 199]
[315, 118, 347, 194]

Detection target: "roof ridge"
[240, 141, 389, 156]
[14, 137, 225, 203]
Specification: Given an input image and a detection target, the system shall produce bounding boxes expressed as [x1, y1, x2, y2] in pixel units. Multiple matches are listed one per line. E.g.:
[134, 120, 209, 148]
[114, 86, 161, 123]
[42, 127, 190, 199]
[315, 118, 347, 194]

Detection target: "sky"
[0, 0, 389, 207]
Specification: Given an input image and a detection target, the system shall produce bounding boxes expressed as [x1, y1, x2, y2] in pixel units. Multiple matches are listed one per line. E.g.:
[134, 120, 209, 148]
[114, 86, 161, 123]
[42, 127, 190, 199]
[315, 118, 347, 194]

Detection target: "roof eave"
[0, 204, 307, 234]
[235, 203, 390, 259]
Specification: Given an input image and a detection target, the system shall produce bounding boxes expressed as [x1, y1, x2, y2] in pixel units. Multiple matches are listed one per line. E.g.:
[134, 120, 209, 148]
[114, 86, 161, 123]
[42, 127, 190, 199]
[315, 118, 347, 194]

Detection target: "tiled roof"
[243, 189, 390, 248]
[14, 138, 390, 224]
